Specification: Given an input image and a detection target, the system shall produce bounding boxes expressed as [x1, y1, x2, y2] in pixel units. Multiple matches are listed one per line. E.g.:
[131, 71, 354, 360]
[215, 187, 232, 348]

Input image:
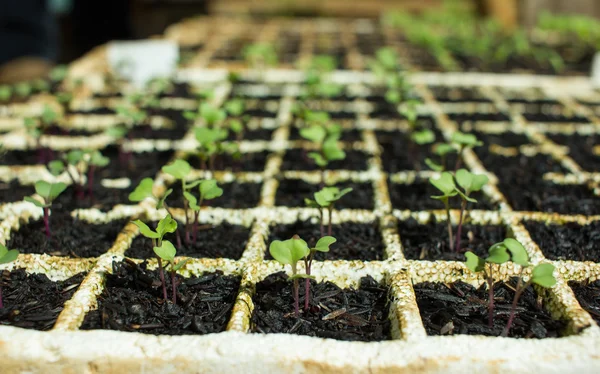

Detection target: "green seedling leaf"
[411, 129, 435, 145]
[66, 150, 84, 165]
[429, 172, 456, 196]
[308, 152, 327, 167]
[503, 238, 529, 267]
[200, 102, 226, 125]
[172, 258, 190, 272]
[229, 119, 243, 134]
[486, 243, 510, 264]
[0, 244, 19, 264]
[49, 65, 68, 81]
[154, 240, 176, 262]
[433, 143, 456, 156]
[224, 99, 245, 116]
[451, 131, 482, 147]
[35, 181, 67, 201]
[24, 196, 45, 208]
[323, 137, 345, 161]
[183, 111, 197, 121]
[41, 106, 58, 125]
[105, 126, 128, 139]
[455, 169, 488, 194]
[465, 251, 485, 273]
[425, 158, 443, 171]
[133, 220, 160, 239]
[269, 237, 310, 265]
[129, 178, 155, 202]
[314, 187, 337, 207]
[305, 111, 330, 125]
[157, 214, 178, 237]
[195, 127, 228, 144]
[0, 85, 12, 101]
[385, 89, 401, 104]
[162, 159, 191, 180]
[314, 236, 336, 252]
[199, 179, 223, 200]
[300, 125, 327, 144]
[531, 263, 557, 288]
[375, 47, 399, 70]
[184, 191, 199, 210]
[157, 189, 172, 209]
[48, 160, 65, 176]
[89, 151, 110, 167]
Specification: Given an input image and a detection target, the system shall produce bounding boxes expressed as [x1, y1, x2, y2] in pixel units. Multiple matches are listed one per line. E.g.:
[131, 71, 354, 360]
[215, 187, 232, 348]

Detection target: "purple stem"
[502, 271, 526, 337]
[328, 206, 333, 236]
[444, 199, 454, 251]
[304, 252, 315, 311]
[454, 199, 467, 252]
[157, 257, 168, 301]
[171, 270, 177, 304]
[43, 207, 51, 238]
[87, 166, 96, 200]
[293, 279, 299, 317]
[487, 268, 495, 328]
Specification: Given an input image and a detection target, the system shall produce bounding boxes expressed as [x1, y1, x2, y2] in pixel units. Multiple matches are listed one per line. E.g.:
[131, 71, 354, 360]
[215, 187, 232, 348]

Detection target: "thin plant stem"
[292, 263, 299, 317]
[171, 268, 177, 304]
[328, 206, 333, 236]
[454, 199, 467, 251]
[319, 208, 324, 237]
[162, 203, 182, 248]
[487, 266, 495, 328]
[87, 166, 96, 200]
[502, 270, 528, 337]
[43, 207, 51, 238]
[444, 198, 454, 251]
[157, 257, 168, 302]
[454, 147, 464, 172]
[304, 251, 315, 311]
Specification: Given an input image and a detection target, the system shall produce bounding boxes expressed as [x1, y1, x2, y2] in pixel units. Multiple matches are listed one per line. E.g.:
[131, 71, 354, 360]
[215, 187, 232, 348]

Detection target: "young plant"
[24, 181, 67, 238]
[429, 172, 458, 251]
[305, 187, 352, 236]
[24, 105, 61, 163]
[425, 143, 456, 172]
[453, 169, 488, 251]
[223, 99, 247, 140]
[465, 239, 557, 336]
[184, 102, 226, 127]
[242, 43, 278, 76]
[132, 214, 179, 302]
[48, 149, 110, 200]
[183, 179, 223, 244]
[0, 244, 19, 309]
[0, 85, 12, 102]
[303, 55, 342, 99]
[300, 124, 345, 185]
[302, 236, 336, 311]
[450, 131, 482, 171]
[194, 127, 229, 171]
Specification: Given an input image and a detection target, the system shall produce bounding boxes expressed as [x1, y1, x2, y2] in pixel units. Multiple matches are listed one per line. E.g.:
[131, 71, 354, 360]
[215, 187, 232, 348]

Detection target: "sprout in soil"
[24, 181, 67, 238]
[300, 123, 346, 185]
[465, 238, 557, 336]
[302, 55, 342, 100]
[409, 128, 435, 170]
[14, 81, 33, 98]
[48, 149, 110, 201]
[133, 214, 180, 302]
[453, 169, 488, 251]
[194, 127, 230, 171]
[49, 65, 68, 82]
[162, 159, 198, 244]
[305, 186, 352, 236]
[183, 179, 223, 244]
[242, 43, 278, 77]
[425, 143, 456, 172]
[24, 105, 61, 163]
[302, 236, 336, 312]
[0, 85, 12, 102]
[184, 102, 226, 127]
[223, 98, 247, 140]
[0, 244, 19, 309]
[269, 235, 336, 316]
[429, 172, 458, 251]
[450, 131, 482, 171]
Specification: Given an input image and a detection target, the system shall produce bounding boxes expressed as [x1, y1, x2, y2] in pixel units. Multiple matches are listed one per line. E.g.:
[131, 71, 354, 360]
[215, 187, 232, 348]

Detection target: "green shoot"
[305, 186, 352, 236]
[303, 55, 342, 99]
[0, 85, 12, 102]
[49, 149, 109, 201]
[184, 102, 226, 127]
[133, 214, 178, 302]
[300, 123, 345, 185]
[302, 236, 335, 311]
[243, 43, 278, 76]
[429, 172, 458, 251]
[425, 143, 456, 172]
[0, 244, 19, 308]
[183, 179, 223, 244]
[24, 181, 67, 238]
[450, 131, 482, 171]
[194, 127, 229, 171]
[224, 99, 247, 140]
[453, 169, 488, 251]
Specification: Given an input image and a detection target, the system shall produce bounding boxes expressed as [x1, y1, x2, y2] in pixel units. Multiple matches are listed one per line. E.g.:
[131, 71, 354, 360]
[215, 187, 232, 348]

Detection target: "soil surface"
[168, 181, 263, 209]
[548, 134, 600, 172]
[524, 220, 600, 262]
[98, 147, 174, 187]
[0, 181, 35, 204]
[0, 150, 45, 165]
[0, 270, 85, 330]
[447, 112, 510, 123]
[289, 127, 362, 142]
[389, 179, 497, 211]
[415, 280, 568, 338]
[568, 280, 600, 324]
[127, 222, 250, 260]
[8, 213, 126, 258]
[275, 180, 374, 210]
[251, 272, 391, 341]
[81, 260, 240, 335]
[281, 149, 368, 171]
[188, 151, 269, 172]
[398, 217, 507, 261]
[469, 132, 530, 147]
[267, 220, 385, 261]
[54, 183, 133, 212]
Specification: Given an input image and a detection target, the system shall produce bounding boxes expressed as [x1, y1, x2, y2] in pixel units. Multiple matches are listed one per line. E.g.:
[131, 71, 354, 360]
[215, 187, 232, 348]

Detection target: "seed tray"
[1, 69, 600, 372]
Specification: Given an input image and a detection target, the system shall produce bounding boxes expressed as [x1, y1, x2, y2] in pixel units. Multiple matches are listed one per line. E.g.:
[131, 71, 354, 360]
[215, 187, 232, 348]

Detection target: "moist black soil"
[398, 217, 507, 261]
[389, 179, 497, 211]
[0, 181, 35, 204]
[168, 181, 262, 209]
[188, 151, 269, 172]
[0, 150, 45, 165]
[81, 261, 240, 335]
[226, 127, 273, 141]
[54, 183, 134, 212]
[281, 149, 368, 171]
[414, 281, 568, 338]
[127, 222, 249, 260]
[8, 213, 126, 258]
[251, 272, 391, 341]
[548, 133, 600, 172]
[447, 112, 510, 123]
[275, 179, 374, 210]
[467, 132, 530, 147]
[0, 270, 85, 330]
[522, 112, 589, 123]
[289, 127, 362, 142]
[266, 220, 384, 261]
[568, 280, 600, 324]
[98, 147, 174, 185]
[428, 86, 492, 103]
[524, 220, 600, 262]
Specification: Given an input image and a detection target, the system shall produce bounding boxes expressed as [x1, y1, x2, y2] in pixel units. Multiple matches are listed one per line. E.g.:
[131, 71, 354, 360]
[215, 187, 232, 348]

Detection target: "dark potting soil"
[524, 220, 600, 262]
[428, 86, 492, 103]
[188, 151, 269, 172]
[389, 180, 497, 211]
[376, 130, 457, 173]
[548, 133, 600, 172]
[127, 222, 249, 260]
[81, 261, 240, 335]
[522, 112, 589, 123]
[0, 150, 43, 165]
[281, 149, 368, 171]
[0, 270, 85, 330]
[251, 272, 391, 341]
[398, 217, 507, 261]
[447, 112, 510, 123]
[0, 181, 35, 204]
[469, 132, 530, 148]
[98, 147, 174, 185]
[275, 179, 374, 210]
[54, 183, 134, 212]
[568, 280, 600, 325]
[289, 127, 363, 142]
[266, 220, 385, 261]
[226, 127, 273, 141]
[168, 181, 262, 209]
[8, 213, 126, 258]
[414, 281, 568, 338]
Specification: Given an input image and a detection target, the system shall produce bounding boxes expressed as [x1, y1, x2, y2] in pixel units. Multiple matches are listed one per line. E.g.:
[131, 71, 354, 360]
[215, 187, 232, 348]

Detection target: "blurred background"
[1, 0, 600, 83]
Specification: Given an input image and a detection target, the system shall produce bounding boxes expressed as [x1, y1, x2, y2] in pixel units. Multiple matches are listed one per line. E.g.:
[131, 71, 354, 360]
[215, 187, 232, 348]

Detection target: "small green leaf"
[531, 263, 557, 288]
[451, 131, 482, 147]
[154, 240, 176, 262]
[470, 174, 489, 192]
[183, 191, 199, 210]
[289, 273, 316, 280]
[486, 243, 510, 264]
[133, 220, 160, 239]
[199, 179, 223, 201]
[224, 99, 245, 116]
[433, 143, 456, 156]
[200, 102, 226, 125]
[425, 158, 443, 171]
[455, 169, 473, 191]
[229, 119, 243, 134]
[323, 137, 345, 161]
[385, 89, 401, 105]
[300, 125, 327, 144]
[89, 151, 110, 167]
[156, 215, 178, 237]
[66, 150, 84, 165]
[48, 160, 65, 176]
[429, 172, 456, 196]
[34, 181, 67, 201]
[308, 152, 327, 167]
[465, 251, 485, 273]
[172, 258, 190, 272]
[503, 238, 529, 267]
[0, 247, 19, 264]
[157, 189, 172, 209]
[162, 159, 191, 180]
[128, 178, 155, 202]
[314, 236, 336, 252]
[269, 237, 310, 265]
[411, 129, 435, 145]
[24, 196, 45, 208]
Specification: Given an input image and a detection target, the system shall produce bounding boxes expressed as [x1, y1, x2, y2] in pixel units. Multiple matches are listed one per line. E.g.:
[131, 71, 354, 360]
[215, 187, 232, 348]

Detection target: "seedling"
[24, 181, 67, 238]
[243, 43, 278, 76]
[0, 85, 11, 102]
[184, 102, 226, 127]
[223, 99, 247, 139]
[411, 129, 435, 146]
[194, 127, 230, 171]
[453, 169, 488, 251]
[48, 149, 109, 201]
[425, 143, 456, 172]
[0, 244, 19, 308]
[450, 131, 482, 171]
[269, 235, 336, 316]
[305, 187, 352, 236]
[302, 236, 336, 311]
[429, 172, 458, 251]
[183, 179, 223, 244]
[133, 214, 179, 302]
[300, 124, 345, 185]
[49, 65, 68, 82]
[24, 105, 61, 163]
[466, 238, 557, 336]
[399, 99, 421, 132]
[303, 55, 342, 99]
